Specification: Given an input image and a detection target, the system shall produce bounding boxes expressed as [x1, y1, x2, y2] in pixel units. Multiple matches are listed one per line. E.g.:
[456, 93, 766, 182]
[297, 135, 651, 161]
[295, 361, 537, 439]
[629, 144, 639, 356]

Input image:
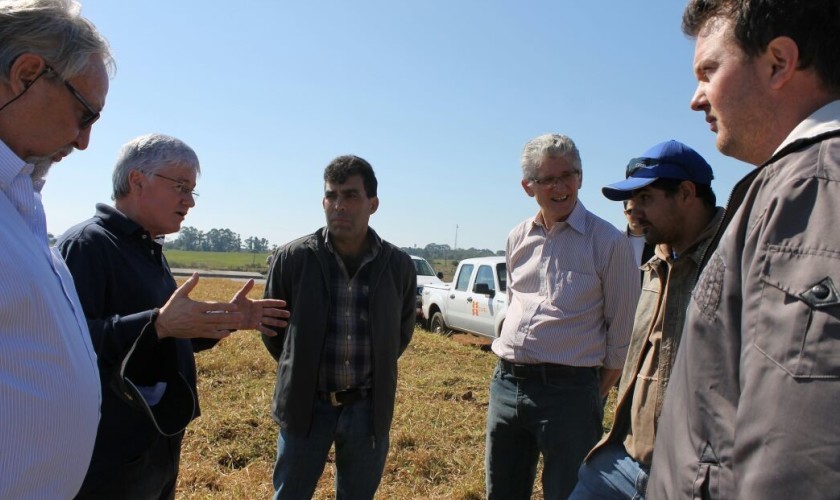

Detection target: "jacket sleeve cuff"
[109, 309, 196, 437]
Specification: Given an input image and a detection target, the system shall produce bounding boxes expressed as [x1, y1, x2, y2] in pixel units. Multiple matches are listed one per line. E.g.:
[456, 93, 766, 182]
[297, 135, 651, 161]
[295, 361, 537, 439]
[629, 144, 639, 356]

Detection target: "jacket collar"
[774, 100, 840, 157]
[95, 203, 154, 241]
[310, 226, 386, 257]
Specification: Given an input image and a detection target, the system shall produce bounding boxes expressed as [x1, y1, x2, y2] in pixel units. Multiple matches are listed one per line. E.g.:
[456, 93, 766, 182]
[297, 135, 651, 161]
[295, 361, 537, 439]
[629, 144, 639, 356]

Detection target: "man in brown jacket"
[568, 140, 722, 499]
[649, 1, 840, 498]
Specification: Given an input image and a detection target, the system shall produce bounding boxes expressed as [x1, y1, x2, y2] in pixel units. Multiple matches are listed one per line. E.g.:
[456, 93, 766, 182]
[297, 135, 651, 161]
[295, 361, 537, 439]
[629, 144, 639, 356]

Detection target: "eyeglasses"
[530, 170, 580, 188]
[0, 66, 51, 115]
[152, 173, 199, 197]
[45, 65, 100, 130]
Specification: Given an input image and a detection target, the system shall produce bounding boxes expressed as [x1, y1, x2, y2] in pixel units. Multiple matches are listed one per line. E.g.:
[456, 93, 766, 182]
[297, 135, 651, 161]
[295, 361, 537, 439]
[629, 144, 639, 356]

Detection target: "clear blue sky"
[43, 0, 750, 252]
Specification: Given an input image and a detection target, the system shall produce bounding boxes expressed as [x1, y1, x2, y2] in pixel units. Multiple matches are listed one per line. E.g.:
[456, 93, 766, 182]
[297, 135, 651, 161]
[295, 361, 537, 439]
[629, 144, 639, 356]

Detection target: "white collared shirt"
[492, 201, 639, 369]
[0, 139, 100, 498]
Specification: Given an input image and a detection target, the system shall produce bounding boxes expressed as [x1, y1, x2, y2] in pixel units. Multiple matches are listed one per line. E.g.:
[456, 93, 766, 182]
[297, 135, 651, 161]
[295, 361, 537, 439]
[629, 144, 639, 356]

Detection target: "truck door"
[463, 264, 499, 336]
[446, 263, 474, 331]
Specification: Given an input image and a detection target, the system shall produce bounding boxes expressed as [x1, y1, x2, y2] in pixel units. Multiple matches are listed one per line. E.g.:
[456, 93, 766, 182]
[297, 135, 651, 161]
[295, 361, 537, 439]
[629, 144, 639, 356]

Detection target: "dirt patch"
[450, 333, 493, 351]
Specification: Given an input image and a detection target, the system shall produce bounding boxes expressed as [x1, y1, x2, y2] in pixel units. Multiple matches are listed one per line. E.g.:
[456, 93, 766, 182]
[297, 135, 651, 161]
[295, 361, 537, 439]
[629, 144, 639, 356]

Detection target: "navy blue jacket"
[57, 204, 212, 493]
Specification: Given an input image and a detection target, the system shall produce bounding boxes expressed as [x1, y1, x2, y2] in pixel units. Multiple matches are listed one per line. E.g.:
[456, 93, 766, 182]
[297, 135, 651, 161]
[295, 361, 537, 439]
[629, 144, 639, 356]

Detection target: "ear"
[8, 53, 48, 93]
[678, 180, 697, 204]
[128, 169, 145, 193]
[369, 196, 379, 214]
[765, 36, 799, 90]
[521, 178, 535, 197]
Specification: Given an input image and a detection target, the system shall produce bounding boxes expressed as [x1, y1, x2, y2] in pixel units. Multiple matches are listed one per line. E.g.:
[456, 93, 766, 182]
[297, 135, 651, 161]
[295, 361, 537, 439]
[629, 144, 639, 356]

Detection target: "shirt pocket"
[550, 269, 601, 313]
[755, 246, 840, 379]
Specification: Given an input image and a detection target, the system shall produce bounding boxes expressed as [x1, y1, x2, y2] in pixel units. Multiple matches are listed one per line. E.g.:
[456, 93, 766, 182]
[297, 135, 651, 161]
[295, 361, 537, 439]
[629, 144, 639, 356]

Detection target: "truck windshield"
[412, 258, 436, 276]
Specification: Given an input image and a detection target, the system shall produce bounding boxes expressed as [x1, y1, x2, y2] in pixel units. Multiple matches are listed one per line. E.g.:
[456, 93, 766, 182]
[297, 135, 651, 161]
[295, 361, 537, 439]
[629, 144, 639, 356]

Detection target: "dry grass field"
[177, 278, 615, 499]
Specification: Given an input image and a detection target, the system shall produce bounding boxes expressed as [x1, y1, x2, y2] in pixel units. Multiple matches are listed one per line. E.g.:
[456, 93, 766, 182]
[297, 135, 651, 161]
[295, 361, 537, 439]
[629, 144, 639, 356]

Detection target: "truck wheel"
[430, 312, 450, 336]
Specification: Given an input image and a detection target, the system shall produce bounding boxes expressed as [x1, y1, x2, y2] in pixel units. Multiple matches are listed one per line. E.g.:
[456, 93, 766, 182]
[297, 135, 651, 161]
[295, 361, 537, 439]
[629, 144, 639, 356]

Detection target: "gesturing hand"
[155, 273, 243, 340]
[230, 279, 289, 337]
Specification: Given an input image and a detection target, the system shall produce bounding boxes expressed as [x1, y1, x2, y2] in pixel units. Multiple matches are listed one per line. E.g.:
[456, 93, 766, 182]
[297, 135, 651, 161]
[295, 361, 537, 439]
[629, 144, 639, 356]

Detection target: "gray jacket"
[261, 227, 416, 438]
[649, 101, 840, 499]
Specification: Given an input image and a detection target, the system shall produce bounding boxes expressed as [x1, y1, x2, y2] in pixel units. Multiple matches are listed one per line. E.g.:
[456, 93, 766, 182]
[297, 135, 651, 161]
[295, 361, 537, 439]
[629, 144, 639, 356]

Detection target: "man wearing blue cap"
[568, 140, 722, 500]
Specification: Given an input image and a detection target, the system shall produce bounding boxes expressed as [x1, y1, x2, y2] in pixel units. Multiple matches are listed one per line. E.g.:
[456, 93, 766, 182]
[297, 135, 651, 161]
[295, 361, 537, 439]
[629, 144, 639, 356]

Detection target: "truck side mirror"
[437, 272, 444, 279]
[474, 282, 495, 297]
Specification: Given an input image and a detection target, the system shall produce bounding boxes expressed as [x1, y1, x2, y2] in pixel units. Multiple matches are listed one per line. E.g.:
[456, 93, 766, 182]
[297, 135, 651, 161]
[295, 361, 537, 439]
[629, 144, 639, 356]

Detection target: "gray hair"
[0, 0, 115, 83]
[520, 133, 582, 179]
[112, 133, 200, 200]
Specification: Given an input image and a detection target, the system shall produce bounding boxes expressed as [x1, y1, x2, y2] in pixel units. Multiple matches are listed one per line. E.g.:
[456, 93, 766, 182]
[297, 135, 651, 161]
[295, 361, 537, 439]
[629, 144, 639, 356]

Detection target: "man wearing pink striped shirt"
[485, 133, 639, 500]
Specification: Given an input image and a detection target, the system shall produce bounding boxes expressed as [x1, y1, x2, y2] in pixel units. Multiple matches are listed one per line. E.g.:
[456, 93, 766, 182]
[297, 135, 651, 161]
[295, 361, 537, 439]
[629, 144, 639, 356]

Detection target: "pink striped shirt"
[492, 201, 639, 369]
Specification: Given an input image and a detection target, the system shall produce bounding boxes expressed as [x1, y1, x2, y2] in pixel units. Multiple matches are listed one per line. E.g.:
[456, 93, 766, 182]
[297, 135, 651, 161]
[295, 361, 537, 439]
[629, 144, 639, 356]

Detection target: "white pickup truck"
[421, 256, 507, 339]
[411, 255, 444, 327]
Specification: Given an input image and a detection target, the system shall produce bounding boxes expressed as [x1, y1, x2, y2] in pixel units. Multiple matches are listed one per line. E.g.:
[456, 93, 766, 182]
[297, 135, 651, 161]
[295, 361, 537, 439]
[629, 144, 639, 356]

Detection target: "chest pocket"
[551, 269, 601, 313]
[756, 246, 840, 379]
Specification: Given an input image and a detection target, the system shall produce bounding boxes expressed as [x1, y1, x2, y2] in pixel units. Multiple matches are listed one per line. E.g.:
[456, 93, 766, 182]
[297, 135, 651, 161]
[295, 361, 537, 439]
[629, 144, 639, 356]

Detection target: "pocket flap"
[761, 246, 840, 308]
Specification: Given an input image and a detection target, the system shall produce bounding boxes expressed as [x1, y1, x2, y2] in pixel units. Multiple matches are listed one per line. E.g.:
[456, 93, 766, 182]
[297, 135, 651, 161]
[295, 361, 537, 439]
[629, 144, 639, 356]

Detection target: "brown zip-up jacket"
[585, 208, 723, 466]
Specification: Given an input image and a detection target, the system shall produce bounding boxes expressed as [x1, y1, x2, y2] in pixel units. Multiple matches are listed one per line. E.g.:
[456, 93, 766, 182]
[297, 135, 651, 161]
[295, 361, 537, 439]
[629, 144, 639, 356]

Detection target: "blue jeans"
[568, 441, 649, 500]
[272, 397, 389, 500]
[485, 363, 602, 500]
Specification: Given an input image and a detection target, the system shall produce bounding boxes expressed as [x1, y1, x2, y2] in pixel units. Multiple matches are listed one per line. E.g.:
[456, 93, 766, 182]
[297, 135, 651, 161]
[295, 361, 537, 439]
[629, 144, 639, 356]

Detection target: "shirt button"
[345, 360, 350, 366]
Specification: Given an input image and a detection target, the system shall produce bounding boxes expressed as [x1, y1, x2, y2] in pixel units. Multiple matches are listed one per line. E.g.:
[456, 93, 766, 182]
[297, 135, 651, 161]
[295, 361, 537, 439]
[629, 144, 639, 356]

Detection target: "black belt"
[317, 388, 370, 407]
[499, 359, 591, 379]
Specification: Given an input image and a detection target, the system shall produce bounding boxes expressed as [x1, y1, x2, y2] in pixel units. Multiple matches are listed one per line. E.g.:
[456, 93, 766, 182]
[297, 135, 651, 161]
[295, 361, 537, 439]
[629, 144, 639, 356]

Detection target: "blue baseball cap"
[601, 140, 714, 201]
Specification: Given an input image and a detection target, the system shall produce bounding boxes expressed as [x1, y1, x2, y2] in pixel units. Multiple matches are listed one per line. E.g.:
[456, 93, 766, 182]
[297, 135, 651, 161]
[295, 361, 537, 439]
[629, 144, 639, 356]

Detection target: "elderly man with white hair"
[57, 133, 289, 499]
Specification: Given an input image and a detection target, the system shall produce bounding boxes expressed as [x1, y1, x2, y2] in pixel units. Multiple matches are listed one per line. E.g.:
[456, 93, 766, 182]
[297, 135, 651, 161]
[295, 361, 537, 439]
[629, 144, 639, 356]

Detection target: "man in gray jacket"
[262, 155, 416, 500]
[649, 1, 840, 498]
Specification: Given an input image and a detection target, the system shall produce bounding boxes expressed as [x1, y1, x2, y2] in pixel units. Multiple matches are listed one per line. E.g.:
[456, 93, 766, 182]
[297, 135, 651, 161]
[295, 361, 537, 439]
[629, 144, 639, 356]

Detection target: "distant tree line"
[164, 229, 500, 259]
[165, 226, 271, 253]
[401, 243, 504, 262]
